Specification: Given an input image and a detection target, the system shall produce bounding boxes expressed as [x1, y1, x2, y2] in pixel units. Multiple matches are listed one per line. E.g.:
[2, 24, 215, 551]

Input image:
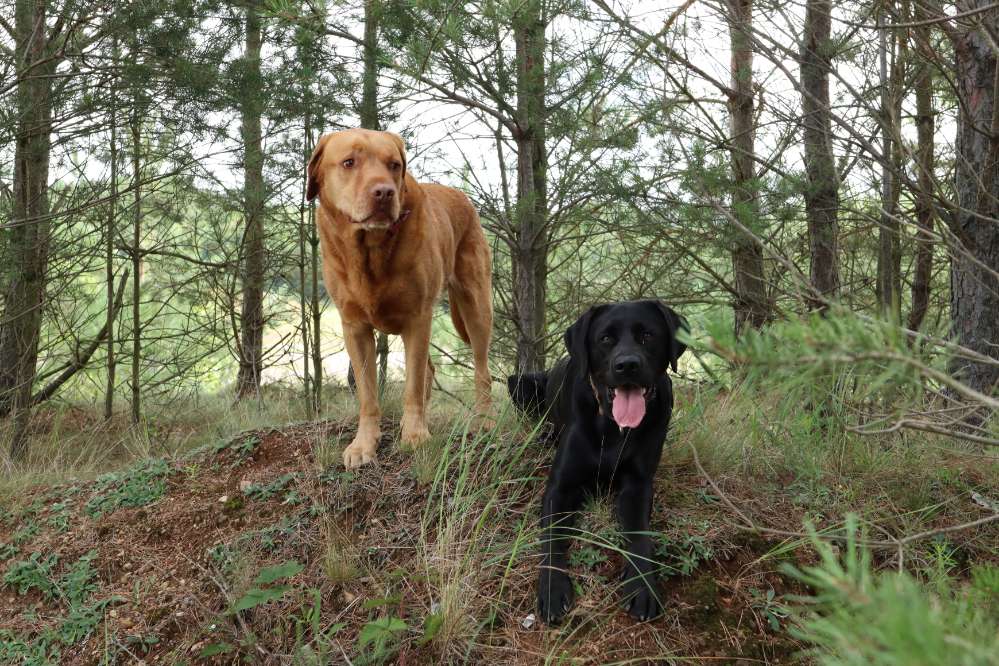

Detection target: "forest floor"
[1, 386, 997, 664]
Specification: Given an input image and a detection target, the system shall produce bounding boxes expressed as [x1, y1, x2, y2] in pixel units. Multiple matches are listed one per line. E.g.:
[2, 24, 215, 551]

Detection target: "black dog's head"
[565, 300, 688, 429]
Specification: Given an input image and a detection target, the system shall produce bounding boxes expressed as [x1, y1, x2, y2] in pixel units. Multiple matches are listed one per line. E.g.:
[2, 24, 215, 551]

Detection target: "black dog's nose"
[614, 355, 641, 376]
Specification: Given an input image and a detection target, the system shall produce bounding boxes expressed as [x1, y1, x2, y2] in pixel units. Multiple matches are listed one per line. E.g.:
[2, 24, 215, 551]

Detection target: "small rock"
[521, 613, 536, 630]
[239, 480, 252, 493]
[109, 610, 118, 618]
[218, 495, 229, 503]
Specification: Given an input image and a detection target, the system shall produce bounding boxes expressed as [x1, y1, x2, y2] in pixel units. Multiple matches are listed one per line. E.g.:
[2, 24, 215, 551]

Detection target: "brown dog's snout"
[371, 184, 396, 204]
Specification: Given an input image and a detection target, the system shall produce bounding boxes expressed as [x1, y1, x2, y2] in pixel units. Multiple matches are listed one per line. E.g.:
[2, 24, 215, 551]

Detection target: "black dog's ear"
[650, 301, 689, 373]
[564, 305, 604, 380]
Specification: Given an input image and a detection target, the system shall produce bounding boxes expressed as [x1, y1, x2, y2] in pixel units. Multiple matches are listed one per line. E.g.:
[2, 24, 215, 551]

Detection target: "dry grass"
[0, 380, 996, 664]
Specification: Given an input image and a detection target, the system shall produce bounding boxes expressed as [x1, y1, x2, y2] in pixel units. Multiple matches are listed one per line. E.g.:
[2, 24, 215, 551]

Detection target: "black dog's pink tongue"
[611, 388, 646, 428]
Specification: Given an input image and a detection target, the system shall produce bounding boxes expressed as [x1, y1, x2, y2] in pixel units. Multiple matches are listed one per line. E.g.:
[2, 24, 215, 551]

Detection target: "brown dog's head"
[306, 129, 408, 230]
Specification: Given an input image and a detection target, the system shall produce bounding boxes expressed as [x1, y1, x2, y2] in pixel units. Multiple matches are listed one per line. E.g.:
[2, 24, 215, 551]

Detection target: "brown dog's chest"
[321, 228, 436, 334]
[336, 286, 412, 334]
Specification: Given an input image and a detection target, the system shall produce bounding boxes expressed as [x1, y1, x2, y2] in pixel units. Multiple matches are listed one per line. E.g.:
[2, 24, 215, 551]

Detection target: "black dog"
[508, 300, 687, 624]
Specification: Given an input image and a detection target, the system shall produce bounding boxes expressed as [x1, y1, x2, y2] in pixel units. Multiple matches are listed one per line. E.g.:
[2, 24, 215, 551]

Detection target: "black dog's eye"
[600, 334, 614, 345]
[343, 158, 355, 168]
[640, 332, 654, 345]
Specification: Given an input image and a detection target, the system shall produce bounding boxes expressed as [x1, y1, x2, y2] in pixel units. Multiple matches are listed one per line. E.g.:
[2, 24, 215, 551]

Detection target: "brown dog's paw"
[471, 411, 497, 431]
[342, 437, 378, 468]
[400, 415, 431, 450]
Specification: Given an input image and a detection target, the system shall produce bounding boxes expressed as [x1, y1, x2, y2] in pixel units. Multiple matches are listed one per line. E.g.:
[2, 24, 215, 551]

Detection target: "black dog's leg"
[538, 474, 586, 624]
[617, 476, 662, 621]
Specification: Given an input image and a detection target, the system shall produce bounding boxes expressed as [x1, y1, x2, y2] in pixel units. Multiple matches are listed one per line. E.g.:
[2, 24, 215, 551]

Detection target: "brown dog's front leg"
[400, 316, 432, 449]
[342, 320, 381, 468]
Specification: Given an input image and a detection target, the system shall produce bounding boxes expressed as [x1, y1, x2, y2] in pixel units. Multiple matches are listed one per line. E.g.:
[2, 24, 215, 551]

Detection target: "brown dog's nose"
[372, 184, 396, 202]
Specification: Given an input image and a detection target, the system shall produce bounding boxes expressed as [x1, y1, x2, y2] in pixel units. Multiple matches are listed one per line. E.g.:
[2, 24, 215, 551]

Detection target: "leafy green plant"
[1, 550, 118, 659]
[783, 515, 999, 665]
[199, 642, 235, 657]
[569, 545, 608, 570]
[12, 521, 40, 546]
[420, 613, 443, 645]
[213, 434, 261, 462]
[45, 501, 71, 533]
[123, 633, 160, 655]
[84, 458, 171, 517]
[357, 616, 407, 662]
[243, 473, 297, 501]
[3, 552, 58, 598]
[61, 550, 99, 605]
[56, 595, 119, 644]
[656, 533, 715, 576]
[231, 560, 303, 613]
[0, 628, 60, 665]
[290, 588, 347, 662]
[749, 587, 788, 631]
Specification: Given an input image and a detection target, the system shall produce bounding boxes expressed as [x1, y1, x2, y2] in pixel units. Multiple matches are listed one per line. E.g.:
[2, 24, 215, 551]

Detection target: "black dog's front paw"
[538, 568, 575, 624]
[621, 575, 663, 622]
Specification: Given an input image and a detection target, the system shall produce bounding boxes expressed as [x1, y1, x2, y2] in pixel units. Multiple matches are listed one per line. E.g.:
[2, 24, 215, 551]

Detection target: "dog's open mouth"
[606, 385, 655, 429]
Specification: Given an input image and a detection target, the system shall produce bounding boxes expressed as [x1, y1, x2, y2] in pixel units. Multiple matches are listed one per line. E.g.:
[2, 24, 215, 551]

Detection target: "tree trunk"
[130, 104, 142, 426]
[235, 1, 266, 399]
[360, 0, 391, 391]
[299, 120, 312, 409]
[876, 11, 903, 320]
[907, 8, 935, 333]
[2, 0, 56, 459]
[727, 0, 769, 334]
[360, 0, 380, 131]
[105, 45, 119, 421]
[513, 0, 548, 373]
[800, 0, 840, 308]
[310, 202, 322, 413]
[952, 3, 999, 395]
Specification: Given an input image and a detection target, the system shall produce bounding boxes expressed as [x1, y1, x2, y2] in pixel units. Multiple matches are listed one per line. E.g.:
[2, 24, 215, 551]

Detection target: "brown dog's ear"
[306, 134, 332, 202]
[564, 304, 606, 381]
[386, 131, 407, 179]
[648, 300, 688, 373]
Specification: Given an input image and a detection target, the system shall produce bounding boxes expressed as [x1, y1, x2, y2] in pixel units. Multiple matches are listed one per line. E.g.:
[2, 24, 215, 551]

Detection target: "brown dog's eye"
[343, 158, 355, 168]
[389, 161, 401, 172]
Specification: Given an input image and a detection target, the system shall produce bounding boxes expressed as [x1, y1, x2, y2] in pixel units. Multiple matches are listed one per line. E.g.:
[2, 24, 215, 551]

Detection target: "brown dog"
[306, 129, 493, 468]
